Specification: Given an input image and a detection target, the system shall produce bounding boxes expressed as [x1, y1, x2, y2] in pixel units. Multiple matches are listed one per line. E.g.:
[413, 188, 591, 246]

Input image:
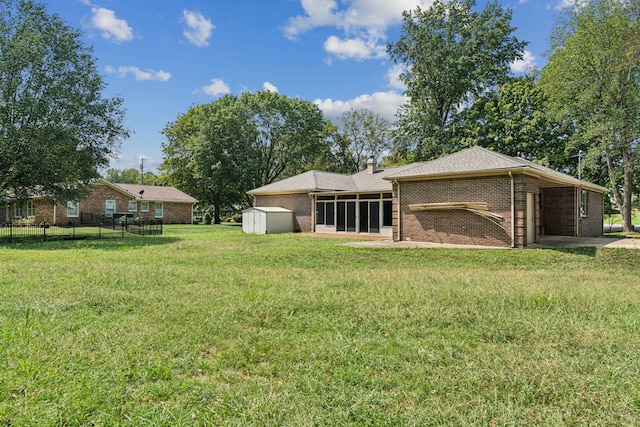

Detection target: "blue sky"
[42, 0, 574, 173]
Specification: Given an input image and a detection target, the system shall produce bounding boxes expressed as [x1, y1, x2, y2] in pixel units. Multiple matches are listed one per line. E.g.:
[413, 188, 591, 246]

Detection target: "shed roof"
[243, 206, 292, 213]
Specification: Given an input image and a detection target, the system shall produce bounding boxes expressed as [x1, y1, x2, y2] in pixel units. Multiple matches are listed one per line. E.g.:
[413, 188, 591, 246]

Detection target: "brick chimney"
[366, 157, 376, 175]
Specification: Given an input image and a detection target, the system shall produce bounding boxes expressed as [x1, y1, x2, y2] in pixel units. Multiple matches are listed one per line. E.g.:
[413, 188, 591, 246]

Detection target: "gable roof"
[100, 180, 198, 203]
[386, 146, 608, 193]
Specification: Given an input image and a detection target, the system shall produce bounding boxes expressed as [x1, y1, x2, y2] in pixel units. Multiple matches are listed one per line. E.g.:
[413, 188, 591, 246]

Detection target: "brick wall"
[541, 187, 576, 236]
[253, 193, 312, 232]
[12, 183, 193, 225]
[580, 190, 604, 237]
[397, 175, 519, 248]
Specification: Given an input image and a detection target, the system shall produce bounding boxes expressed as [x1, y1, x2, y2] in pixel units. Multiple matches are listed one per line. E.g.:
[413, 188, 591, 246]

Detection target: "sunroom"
[313, 191, 394, 236]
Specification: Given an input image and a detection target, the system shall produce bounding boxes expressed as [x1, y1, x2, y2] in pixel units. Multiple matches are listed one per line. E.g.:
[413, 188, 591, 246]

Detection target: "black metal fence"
[0, 219, 163, 244]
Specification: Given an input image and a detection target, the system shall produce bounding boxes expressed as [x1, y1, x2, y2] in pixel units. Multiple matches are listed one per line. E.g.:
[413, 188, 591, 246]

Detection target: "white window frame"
[14, 204, 22, 218]
[128, 201, 137, 212]
[105, 200, 116, 217]
[154, 202, 163, 218]
[580, 190, 589, 218]
[27, 201, 35, 217]
[67, 201, 79, 217]
[141, 201, 149, 212]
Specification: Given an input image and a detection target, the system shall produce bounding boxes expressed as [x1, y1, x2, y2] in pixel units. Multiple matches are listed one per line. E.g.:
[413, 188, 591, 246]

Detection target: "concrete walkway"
[344, 235, 640, 249]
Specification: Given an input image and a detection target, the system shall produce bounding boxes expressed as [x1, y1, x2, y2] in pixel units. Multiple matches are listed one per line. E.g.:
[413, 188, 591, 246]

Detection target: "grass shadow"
[0, 235, 181, 251]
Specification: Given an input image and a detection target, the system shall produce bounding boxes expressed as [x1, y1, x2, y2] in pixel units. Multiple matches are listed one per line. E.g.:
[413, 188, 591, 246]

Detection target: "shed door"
[527, 193, 535, 244]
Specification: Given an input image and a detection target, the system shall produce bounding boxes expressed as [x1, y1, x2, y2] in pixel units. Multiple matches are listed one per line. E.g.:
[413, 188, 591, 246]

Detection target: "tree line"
[1, 0, 638, 230]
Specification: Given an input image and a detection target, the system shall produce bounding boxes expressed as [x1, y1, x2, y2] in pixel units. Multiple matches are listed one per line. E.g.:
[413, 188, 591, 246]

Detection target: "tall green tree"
[189, 96, 257, 223]
[454, 76, 573, 170]
[336, 109, 392, 173]
[540, 0, 640, 232]
[0, 0, 128, 202]
[240, 91, 326, 188]
[160, 92, 327, 223]
[387, 0, 526, 162]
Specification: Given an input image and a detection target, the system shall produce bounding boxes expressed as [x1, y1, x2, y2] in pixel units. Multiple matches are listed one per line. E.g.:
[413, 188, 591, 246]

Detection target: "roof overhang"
[386, 167, 609, 193]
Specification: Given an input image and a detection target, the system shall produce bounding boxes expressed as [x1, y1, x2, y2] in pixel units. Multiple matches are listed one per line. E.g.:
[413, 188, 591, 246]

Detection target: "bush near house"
[0, 225, 638, 425]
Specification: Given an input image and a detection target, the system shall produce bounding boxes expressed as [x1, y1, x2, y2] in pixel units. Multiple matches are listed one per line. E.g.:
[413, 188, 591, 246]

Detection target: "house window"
[105, 200, 115, 217]
[580, 190, 589, 218]
[315, 201, 335, 226]
[154, 202, 163, 218]
[27, 201, 35, 217]
[141, 201, 149, 212]
[67, 201, 79, 217]
[14, 204, 22, 218]
[128, 201, 137, 212]
[383, 200, 393, 227]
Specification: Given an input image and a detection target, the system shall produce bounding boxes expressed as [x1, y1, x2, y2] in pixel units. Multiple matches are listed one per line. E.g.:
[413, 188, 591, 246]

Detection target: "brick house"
[247, 147, 608, 248]
[3, 179, 197, 225]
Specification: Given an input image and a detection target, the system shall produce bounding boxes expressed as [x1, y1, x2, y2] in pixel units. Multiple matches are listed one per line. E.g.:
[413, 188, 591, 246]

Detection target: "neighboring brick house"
[3, 179, 197, 225]
[247, 147, 608, 248]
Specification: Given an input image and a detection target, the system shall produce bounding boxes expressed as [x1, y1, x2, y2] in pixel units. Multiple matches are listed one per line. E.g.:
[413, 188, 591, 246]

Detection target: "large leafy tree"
[240, 91, 326, 188]
[336, 109, 392, 173]
[387, 0, 526, 162]
[454, 76, 573, 170]
[540, 0, 640, 232]
[160, 91, 327, 223]
[0, 0, 128, 202]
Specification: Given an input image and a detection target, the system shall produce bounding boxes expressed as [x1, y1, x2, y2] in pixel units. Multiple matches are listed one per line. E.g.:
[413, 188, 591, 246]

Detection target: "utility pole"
[578, 150, 583, 181]
[140, 158, 144, 185]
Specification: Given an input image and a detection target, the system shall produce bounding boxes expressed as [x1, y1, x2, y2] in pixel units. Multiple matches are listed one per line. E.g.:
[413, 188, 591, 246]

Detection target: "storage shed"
[242, 207, 293, 235]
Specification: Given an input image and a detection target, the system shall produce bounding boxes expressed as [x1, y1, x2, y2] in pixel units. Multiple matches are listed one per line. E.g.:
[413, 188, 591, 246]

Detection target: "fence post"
[43, 226, 46, 242]
[99, 222, 101, 239]
[9, 224, 12, 243]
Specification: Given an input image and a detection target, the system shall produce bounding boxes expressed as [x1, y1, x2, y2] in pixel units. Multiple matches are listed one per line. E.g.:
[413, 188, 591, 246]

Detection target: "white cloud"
[202, 78, 231, 96]
[556, 0, 587, 9]
[284, 0, 433, 39]
[323, 35, 386, 60]
[183, 10, 214, 47]
[510, 50, 537, 73]
[109, 154, 162, 174]
[314, 91, 406, 121]
[284, 0, 433, 61]
[90, 7, 133, 43]
[106, 66, 171, 82]
[386, 64, 406, 90]
[263, 82, 279, 92]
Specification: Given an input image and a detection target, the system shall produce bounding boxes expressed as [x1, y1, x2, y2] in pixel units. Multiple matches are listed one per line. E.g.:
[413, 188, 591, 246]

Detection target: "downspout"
[394, 180, 401, 241]
[310, 193, 315, 233]
[577, 187, 582, 237]
[509, 172, 515, 248]
[53, 202, 57, 225]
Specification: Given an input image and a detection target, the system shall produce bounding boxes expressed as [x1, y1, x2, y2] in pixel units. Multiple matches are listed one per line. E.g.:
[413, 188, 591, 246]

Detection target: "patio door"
[336, 201, 357, 233]
[527, 193, 535, 244]
[358, 201, 380, 234]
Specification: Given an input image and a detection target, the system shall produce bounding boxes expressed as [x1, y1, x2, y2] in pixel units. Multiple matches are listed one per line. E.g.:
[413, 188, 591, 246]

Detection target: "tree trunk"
[621, 148, 633, 232]
[214, 204, 221, 224]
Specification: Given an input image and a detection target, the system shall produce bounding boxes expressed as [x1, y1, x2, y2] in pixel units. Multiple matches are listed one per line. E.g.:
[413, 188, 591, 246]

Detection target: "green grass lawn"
[1, 225, 639, 426]
[604, 211, 640, 225]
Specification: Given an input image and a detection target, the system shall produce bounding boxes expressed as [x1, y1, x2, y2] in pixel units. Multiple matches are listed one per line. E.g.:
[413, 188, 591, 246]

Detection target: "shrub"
[39, 221, 50, 228]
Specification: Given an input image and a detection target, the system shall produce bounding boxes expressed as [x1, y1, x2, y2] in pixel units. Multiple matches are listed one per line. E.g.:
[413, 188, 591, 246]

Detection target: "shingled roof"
[385, 146, 608, 193]
[102, 181, 198, 203]
[247, 164, 419, 195]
